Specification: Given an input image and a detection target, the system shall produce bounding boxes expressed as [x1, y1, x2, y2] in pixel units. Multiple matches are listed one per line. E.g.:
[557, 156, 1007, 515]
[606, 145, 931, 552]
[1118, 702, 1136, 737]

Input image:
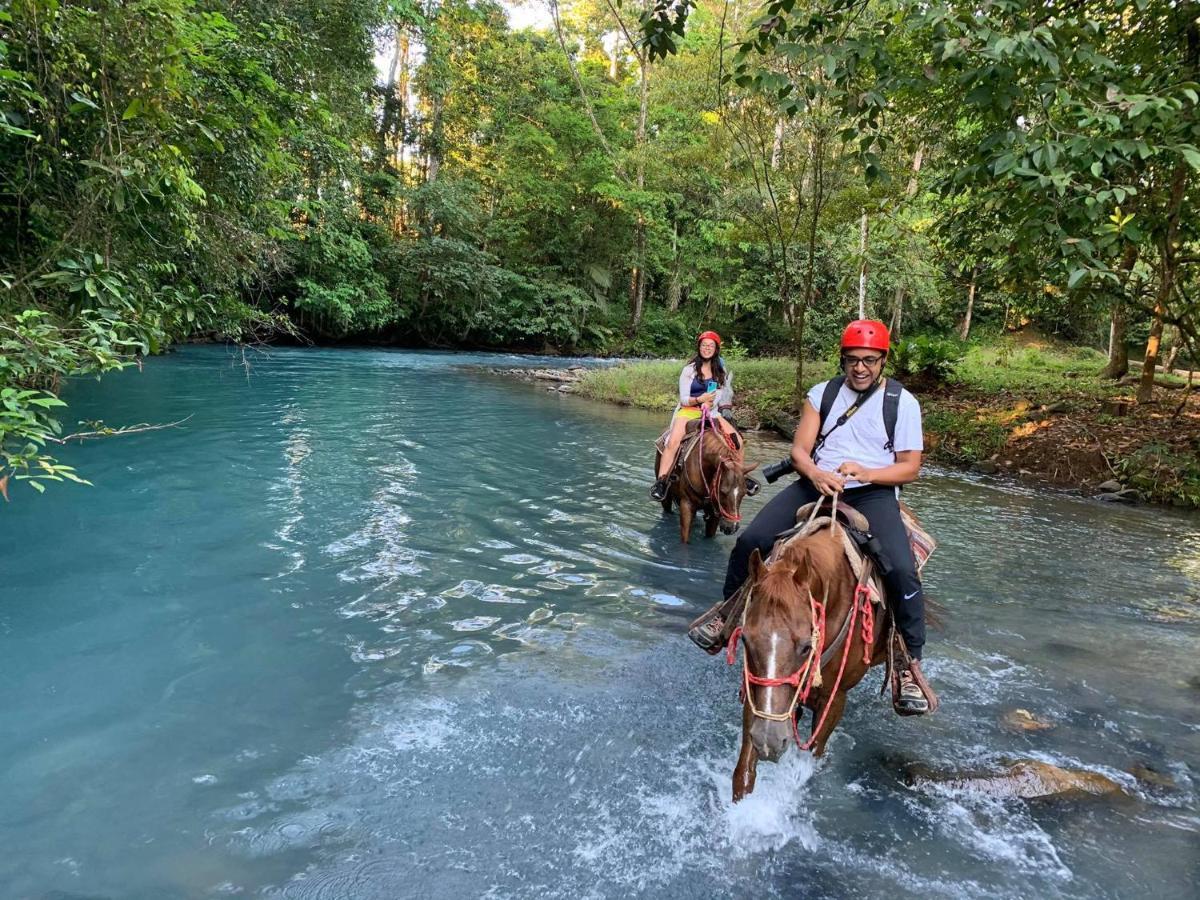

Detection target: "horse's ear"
[740, 462, 759, 474]
[748, 548, 765, 582]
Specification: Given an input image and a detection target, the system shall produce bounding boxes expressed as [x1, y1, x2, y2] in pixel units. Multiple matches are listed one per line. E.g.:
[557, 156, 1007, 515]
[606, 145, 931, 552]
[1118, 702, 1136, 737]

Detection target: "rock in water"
[907, 760, 1128, 800]
[1127, 762, 1177, 791]
[1097, 479, 1123, 493]
[1098, 487, 1141, 504]
[999, 708, 1055, 733]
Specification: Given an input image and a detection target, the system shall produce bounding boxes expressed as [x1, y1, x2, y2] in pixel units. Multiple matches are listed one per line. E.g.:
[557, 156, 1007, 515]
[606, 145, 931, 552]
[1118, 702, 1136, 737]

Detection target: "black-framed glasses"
[840, 353, 884, 369]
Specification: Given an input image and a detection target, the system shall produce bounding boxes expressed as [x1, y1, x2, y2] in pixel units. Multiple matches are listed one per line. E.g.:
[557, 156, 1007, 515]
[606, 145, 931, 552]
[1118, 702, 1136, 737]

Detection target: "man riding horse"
[690, 319, 936, 715]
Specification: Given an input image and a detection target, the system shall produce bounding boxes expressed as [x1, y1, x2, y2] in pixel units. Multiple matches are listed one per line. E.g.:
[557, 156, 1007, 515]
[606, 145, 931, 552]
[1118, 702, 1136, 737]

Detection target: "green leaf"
[70, 91, 99, 110]
[1067, 268, 1087, 289]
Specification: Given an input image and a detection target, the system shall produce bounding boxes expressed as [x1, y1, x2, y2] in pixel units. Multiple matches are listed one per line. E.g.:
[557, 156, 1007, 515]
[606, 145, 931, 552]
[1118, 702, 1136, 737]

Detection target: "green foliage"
[890, 335, 964, 383]
[0, 310, 135, 494]
[921, 407, 1009, 464]
[953, 341, 1111, 398]
[1, 0, 386, 496]
[1117, 442, 1200, 509]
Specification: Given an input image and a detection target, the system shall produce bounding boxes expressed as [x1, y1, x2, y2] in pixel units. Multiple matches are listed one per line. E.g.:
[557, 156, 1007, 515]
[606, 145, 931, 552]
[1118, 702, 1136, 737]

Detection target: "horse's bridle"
[726, 515, 879, 750]
[727, 587, 826, 729]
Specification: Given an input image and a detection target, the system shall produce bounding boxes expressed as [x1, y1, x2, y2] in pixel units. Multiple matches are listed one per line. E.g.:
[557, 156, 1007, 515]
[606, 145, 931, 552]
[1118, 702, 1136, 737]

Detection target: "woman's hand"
[810, 469, 845, 496]
[699, 390, 717, 408]
[837, 461, 873, 483]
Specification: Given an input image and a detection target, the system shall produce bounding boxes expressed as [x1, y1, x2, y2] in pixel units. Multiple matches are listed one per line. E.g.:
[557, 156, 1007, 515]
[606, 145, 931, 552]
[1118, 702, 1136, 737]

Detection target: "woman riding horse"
[650, 331, 759, 502]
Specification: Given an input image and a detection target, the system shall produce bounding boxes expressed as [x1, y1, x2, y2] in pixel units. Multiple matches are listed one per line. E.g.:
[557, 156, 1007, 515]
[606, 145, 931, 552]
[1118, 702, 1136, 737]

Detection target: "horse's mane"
[756, 529, 848, 613]
[699, 427, 735, 460]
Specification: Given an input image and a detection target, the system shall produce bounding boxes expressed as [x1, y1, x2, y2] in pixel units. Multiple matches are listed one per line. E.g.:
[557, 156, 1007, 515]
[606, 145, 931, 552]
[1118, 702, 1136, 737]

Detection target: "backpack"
[816, 376, 905, 458]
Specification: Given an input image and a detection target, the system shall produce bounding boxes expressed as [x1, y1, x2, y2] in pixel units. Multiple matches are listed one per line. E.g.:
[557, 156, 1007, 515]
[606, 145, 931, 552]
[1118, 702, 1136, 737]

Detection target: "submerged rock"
[906, 759, 1128, 800]
[1096, 479, 1123, 493]
[1097, 487, 1141, 504]
[999, 708, 1055, 733]
[1127, 762, 1177, 791]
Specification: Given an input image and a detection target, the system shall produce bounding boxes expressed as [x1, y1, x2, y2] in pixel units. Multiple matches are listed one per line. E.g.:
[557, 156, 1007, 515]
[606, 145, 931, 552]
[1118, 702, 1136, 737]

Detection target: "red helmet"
[840, 319, 890, 353]
[697, 330, 722, 349]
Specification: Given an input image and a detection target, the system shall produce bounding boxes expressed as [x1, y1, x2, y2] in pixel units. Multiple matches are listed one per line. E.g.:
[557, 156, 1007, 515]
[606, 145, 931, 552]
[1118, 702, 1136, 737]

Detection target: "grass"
[576, 357, 824, 422]
[951, 343, 1114, 399]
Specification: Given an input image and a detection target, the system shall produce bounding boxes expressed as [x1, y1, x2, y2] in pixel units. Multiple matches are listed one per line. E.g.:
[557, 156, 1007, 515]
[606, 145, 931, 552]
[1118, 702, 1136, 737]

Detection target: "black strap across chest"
[814, 375, 904, 460]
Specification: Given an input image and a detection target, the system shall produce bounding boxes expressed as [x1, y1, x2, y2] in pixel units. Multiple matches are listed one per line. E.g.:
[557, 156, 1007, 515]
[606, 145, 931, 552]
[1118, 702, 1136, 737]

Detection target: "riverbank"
[530, 339, 1200, 509]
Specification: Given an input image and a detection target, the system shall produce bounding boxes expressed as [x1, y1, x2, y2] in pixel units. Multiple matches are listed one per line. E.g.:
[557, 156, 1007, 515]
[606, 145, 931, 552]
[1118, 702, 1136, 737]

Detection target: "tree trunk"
[1164, 338, 1180, 374]
[396, 31, 410, 171]
[890, 286, 905, 337]
[1101, 243, 1138, 379]
[1102, 299, 1129, 379]
[1137, 160, 1189, 403]
[629, 223, 646, 332]
[959, 271, 977, 340]
[667, 220, 682, 311]
[907, 144, 924, 197]
[792, 127, 828, 407]
[627, 50, 650, 335]
[857, 210, 868, 319]
[888, 144, 923, 338]
[1138, 305, 1166, 403]
[377, 30, 402, 166]
[771, 118, 784, 170]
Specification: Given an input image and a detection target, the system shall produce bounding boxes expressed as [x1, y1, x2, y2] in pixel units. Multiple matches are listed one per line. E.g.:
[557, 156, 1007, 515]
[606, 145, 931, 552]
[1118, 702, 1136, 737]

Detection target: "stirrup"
[650, 476, 670, 501]
[745, 477, 761, 497]
[687, 614, 726, 655]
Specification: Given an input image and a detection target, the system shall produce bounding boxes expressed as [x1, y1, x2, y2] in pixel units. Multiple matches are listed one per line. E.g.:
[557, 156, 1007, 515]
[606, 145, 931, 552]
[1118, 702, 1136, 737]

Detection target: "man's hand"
[837, 461, 873, 483]
[810, 469, 845, 496]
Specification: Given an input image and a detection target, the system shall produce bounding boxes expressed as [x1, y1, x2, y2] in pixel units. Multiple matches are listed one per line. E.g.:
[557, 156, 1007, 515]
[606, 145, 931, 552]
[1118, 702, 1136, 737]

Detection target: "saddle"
[792, 499, 935, 578]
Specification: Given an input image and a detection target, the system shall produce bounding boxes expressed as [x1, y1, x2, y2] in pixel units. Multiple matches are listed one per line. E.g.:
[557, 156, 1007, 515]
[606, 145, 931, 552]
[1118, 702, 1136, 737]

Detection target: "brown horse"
[729, 527, 887, 802]
[655, 425, 756, 544]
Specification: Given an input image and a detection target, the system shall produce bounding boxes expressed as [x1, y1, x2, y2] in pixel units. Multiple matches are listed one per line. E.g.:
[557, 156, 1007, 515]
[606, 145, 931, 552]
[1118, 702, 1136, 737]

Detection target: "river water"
[2, 346, 1198, 899]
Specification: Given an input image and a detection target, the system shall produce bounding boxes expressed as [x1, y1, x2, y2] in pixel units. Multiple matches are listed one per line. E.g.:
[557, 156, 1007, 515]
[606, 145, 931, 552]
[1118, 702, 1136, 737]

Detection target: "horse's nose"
[750, 718, 792, 762]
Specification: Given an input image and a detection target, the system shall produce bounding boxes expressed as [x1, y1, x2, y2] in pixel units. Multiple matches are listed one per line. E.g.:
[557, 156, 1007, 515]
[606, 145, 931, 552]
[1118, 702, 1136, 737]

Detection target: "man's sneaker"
[895, 662, 933, 716]
[650, 476, 670, 501]
[687, 614, 726, 654]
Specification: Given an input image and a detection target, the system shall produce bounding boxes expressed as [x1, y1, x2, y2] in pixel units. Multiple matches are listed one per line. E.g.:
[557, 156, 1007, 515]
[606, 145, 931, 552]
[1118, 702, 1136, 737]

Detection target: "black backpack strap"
[882, 378, 904, 454]
[818, 376, 845, 432]
[810, 376, 846, 463]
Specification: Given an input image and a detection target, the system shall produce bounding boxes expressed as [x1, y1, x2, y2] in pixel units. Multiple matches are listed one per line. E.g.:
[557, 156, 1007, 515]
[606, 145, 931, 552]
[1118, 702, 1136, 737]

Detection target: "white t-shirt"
[805, 378, 923, 488]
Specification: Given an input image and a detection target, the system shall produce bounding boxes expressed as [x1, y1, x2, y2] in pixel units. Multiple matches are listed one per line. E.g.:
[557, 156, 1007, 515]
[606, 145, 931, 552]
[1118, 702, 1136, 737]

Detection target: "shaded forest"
[2, 0, 1198, 492]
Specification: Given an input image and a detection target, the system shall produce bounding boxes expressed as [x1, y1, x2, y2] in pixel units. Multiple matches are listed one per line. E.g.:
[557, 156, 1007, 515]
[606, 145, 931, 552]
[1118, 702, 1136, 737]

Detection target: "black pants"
[721, 479, 926, 659]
